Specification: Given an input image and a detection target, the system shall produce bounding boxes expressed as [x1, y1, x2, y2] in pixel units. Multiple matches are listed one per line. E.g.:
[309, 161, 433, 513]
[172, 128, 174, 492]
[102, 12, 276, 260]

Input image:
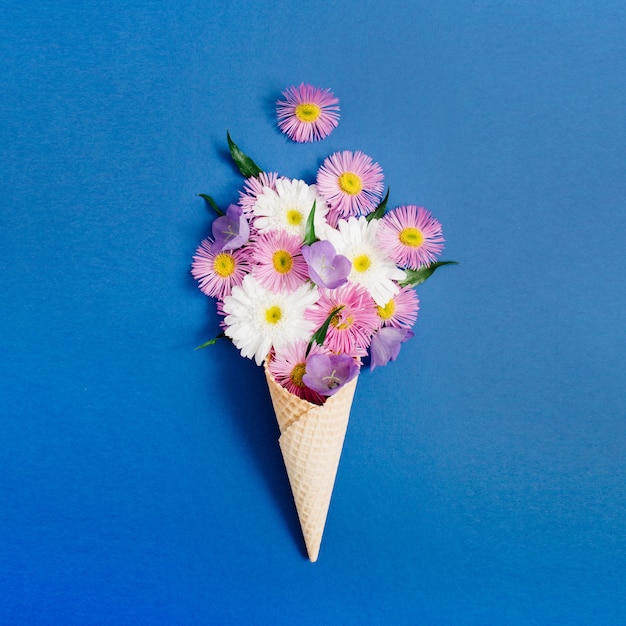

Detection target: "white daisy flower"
[322, 216, 405, 306]
[222, 274, 319, 365]
[252, 178, 329, 239]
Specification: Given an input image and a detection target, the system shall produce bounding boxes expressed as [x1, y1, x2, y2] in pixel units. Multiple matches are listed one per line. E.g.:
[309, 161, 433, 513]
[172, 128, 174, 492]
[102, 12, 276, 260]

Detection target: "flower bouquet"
[192, 84, 454, 561]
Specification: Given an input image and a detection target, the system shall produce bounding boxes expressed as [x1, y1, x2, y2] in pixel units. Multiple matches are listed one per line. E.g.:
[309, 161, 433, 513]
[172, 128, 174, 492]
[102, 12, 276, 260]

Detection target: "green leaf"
[399, 260, 458, 288]
[366, 187, 390, 222]
[197, 193, 225, 216]
[226, 131, 263, 178]
[303, 201, 317, 246]
[194, 332, 226, 350]
[306, 305, 344, 356]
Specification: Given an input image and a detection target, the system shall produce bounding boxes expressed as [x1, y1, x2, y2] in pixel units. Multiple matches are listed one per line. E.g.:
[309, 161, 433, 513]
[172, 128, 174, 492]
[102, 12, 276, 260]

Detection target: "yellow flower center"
[286, 209, 303, 226]
[265, 305, 282, 324]
[338, 172, 363, 196]
[295, 102, 321, 122]
[213, 253, 236, 278]
[331, 311, 354, 330]
[353, 254, 371, 273]
[399, 227, 424, 247]
[290, 363, 306, 388]
[377, 299, 396, 320]
[272, 249, 294, 274]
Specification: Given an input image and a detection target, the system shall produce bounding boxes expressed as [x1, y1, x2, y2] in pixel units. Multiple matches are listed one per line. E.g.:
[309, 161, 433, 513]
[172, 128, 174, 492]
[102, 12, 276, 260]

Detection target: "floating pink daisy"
[305, 283, 380, 357]
[268, 339, 331, 405]
[191, 238, 251, 300]
[316, 151, 384, 227]
[251, 230, 309, 292]
[377, 205, 445, 269]
[376, 286, 420, 329]
[238, 171, 280, 216]
[276, 84, 340, 143]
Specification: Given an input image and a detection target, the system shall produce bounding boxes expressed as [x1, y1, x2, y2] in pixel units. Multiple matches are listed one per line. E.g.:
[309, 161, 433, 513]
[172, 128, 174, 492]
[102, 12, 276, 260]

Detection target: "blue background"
[1, 1, 625, 623]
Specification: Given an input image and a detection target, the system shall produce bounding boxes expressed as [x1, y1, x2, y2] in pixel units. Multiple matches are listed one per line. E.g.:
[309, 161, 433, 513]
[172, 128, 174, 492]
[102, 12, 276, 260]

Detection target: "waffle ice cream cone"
[264, 362, 358, 562]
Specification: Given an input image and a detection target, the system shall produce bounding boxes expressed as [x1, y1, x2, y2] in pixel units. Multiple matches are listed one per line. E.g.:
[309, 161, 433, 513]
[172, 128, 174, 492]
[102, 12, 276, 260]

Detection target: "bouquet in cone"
[191, 84, 454, 561]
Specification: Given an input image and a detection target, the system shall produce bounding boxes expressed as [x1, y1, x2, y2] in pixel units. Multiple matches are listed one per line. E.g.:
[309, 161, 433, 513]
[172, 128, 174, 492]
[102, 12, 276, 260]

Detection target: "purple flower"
[301, 240, 351, 289]
[369, 326, 414, 371]
[212, 204, 250, 252]
[302, 353, 359, 397]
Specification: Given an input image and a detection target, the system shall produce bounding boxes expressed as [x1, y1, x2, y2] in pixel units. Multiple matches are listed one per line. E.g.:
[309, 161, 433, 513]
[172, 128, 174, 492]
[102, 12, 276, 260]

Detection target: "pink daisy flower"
[316, 151, 384, 227]
[276, 83, 340, 143]
[305, 283, 380, 357]
[238, 172, 280, 216]
[251, 230, 309, 292]
[376, 286, 420, 328]
[191, 238, 251, 300]
[377, 205, 445, 269]
[268, 340, 331, 405]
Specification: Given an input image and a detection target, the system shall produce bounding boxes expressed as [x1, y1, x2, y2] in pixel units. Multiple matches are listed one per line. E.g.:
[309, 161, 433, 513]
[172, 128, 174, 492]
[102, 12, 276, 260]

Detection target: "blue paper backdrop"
[1, 1, 625, 623]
